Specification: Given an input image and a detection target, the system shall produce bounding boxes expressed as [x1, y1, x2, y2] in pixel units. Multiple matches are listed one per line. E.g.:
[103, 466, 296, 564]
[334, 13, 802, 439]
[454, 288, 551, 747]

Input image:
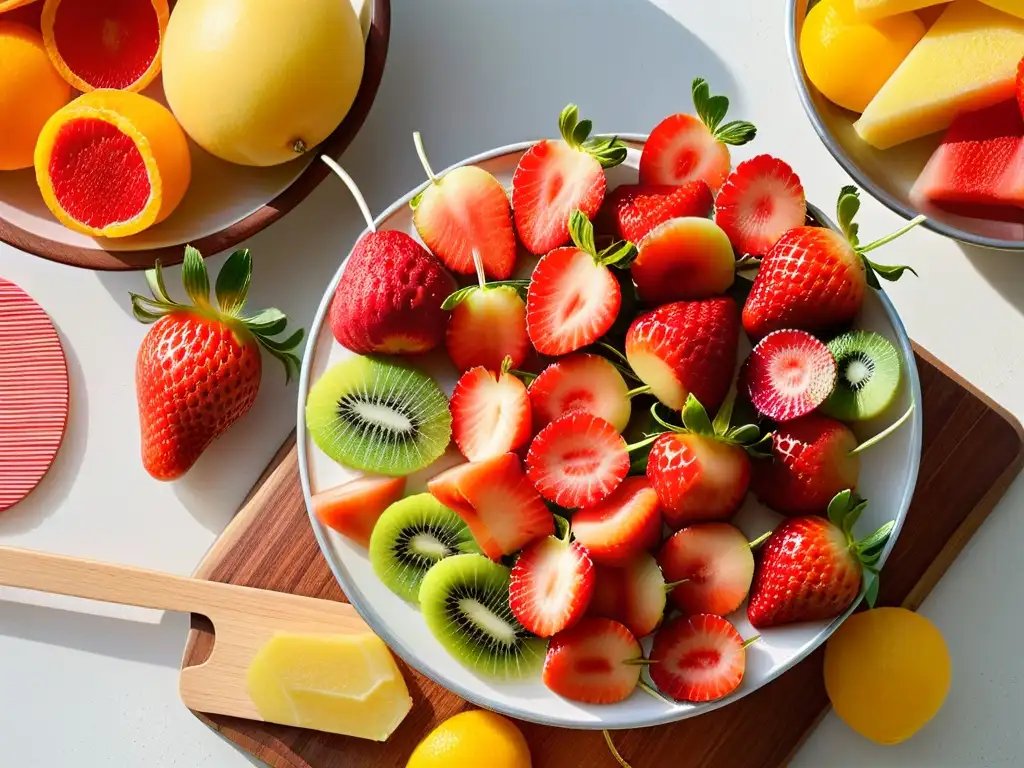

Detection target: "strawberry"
[311, 475, 407, 547]
[714, 155, 807, 257]
[588, 552, 668, 638]
[658, 522, 760, 617]
[528, 353, 632, 433]
[410, 131, 517, 279]
[649, 614, 748, 703]
[526, 211, 633, 356]
[748, 490, 893, 628]
[743, 329, 837, 422]
[509, 532, 595, 637]
[513, 104, 627, 254]
[1017, 55, 1024, 122]
[625, 297, 739, 413]
[444, 282, 530, 373]
[526, 411, 630, 508]
[646, 394, 769, 529]
[639, 78, 757, 192]
[601, 181, 714, 243]
[742, 187, 920, 339]
[542, 617, 644, 704]
[428, 452, 554, 559]
[450, 361, 531, 462]
[631, 217, 736, 305]
[130, 248, 302, 481]
[571, 476, 662, 566]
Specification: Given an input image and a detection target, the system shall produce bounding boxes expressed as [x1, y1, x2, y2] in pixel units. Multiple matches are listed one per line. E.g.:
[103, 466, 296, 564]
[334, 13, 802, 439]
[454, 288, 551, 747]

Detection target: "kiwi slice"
[369, 494, 478, 601]
[305, 355, 451, 475]
[821, 330, 901, 422]
[419, 553, 547, 678]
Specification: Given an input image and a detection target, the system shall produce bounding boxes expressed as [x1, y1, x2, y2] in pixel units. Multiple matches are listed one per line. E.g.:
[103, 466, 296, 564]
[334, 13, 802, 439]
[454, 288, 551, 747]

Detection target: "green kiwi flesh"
[305, 355, 451, 476]
[419, 553, 547, 678]
[369, 494, 478, 602]
[821, 330, 901, 422]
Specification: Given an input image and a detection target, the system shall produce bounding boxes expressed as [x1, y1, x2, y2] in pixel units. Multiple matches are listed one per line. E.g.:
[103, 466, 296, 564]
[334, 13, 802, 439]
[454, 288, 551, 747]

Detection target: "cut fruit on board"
[0, 278, 68, 512]
[41, 0, 168, 92]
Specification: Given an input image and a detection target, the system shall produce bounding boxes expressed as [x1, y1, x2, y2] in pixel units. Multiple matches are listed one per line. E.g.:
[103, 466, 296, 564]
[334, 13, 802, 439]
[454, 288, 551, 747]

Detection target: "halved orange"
[34, 89, 191, 238]
[41, 0, 168, 92]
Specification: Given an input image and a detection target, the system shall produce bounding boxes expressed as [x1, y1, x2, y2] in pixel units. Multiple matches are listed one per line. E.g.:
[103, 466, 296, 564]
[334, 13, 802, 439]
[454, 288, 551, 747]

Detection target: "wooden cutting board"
[181, 347, 1024, 768]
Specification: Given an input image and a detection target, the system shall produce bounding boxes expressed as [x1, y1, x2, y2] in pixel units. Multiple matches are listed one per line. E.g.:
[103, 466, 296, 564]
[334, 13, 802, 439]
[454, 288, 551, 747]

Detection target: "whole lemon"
[800, 0, 925, 113]
[407, 710, 532, 768]
[824, 607, 951, 745]
[161, 0, 365, 167]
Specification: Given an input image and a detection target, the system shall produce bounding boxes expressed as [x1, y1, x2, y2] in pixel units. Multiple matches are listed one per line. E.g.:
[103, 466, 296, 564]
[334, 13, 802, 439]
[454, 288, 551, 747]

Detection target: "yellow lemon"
[800, 0, 926, 113]
[824, 607, 951, 745]
[407, 710, 532, 768]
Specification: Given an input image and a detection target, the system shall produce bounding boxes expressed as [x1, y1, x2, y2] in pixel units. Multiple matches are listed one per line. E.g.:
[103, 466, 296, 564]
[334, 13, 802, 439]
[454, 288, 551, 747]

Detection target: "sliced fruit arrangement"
[450, 359, 531, 462]
[587, 552, 669, 638]
[744, 329, 838, 422]
[571, 476, 662, 566]
[542, 617, 645, 704]
[714, 155, 807, 257]
[509, 528, 595, 637]
[443, 270, 529, 374]
[649, 613, 751, 703]
[528, 352, 632, 432]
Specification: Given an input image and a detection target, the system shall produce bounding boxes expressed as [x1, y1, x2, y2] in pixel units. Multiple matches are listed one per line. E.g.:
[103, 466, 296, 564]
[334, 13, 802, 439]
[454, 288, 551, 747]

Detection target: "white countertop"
[2, 0, 1024, 765]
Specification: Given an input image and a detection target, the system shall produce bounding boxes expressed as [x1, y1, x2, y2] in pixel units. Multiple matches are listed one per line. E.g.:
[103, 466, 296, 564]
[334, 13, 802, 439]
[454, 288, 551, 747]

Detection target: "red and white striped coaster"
[0, 278, 69, 512]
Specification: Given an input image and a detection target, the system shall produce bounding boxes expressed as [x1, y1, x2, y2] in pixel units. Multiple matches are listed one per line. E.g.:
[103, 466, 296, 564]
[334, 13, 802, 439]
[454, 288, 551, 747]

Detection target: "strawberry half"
[658, 522, 757, 617]
[450, 362, 531, 462]
[744, 329, 837, 422]
[639, 78, 757, 192]
[528, 353, 632, 433]
[526, 211, 632, 356]
[588, 552, 668, 638]
[649, 614, 748, 703]
[428, 452, 554, 559]
[526, 411, 630, 508]
[714, 155, 807, 257]
[311, 475, 407, 548]
[509, 533, 595, 637]
[571, 476, 662, 566]
[631, 217, 736, 305]
[513, 104, 627, 254]
[542, 617, 643, 704]
[601, 181, 714, 243]
[445, 282, 530, 374]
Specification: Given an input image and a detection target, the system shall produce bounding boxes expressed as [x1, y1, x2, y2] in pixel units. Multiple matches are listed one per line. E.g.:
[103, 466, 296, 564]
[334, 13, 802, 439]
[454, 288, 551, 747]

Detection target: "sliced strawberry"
[542, 617, 643, 704]
[428, 452, 554, 559]
[510, 535, 595, 637]
[649, 614, 747, 703]
[588, 552, 668, 638]
[528, 353, 631, 432]
[526, 411, 629, 508]
[639, 79, 756, 192]
[601, 181, 714, 243]
[745, 329, 838, 422]
[513, 105, 627, 254]
[714, 155, 807, 257]
[658, 523, 755, 616]
[571, 477, 662, 566]
[450, 365, 531, 462]
[446, 285, 530, 374]
[631, 217, 736, 304]
[311, 475, 407, 547]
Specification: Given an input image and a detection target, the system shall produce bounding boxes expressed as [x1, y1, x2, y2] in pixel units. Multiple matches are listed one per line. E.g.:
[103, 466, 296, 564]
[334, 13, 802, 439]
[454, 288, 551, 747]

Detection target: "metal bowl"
[786, 0, 1024, 250]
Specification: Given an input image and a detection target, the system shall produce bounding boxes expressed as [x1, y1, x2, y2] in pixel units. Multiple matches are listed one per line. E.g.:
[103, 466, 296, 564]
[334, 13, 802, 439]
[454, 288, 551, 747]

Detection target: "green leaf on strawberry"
[568, 210, 638, 268]
[833, 186, 924, 290]
[649, 391, 771, 455]
[825, 489, 896, 608]
[558, 103, 627, 169]
[691, 77, 757, 146]
[441, 279, 531, 310]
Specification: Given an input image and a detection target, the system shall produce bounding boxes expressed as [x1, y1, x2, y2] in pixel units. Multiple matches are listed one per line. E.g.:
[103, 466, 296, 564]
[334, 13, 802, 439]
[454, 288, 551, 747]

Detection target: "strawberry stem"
[602, 730, 634, 768]
[626, 434, 663, 452]
[665, 578, 689, 591]
[510, 368, 538, 382]
[471, 248, 487, 290]
[857, 215, 926, 255]
[741, 635, 761, 650]
[320, 156, 376, 233]
[626, 384, 652, 398]
[848, 402, 915, 456]
[411, 131, 438, 185]
[623, 658, 657, 666]
[638, 680, 674, 706]
[597, 342, 630, 366]
[650, 402, 686, 435]
[748, 530, 772, 550]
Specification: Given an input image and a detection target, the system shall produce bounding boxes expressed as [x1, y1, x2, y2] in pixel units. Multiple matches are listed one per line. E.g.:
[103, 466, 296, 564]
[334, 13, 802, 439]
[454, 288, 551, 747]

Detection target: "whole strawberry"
[742, 186, 921, 339]
[130, 247, 302, 480]
[748, 491, 893, 628]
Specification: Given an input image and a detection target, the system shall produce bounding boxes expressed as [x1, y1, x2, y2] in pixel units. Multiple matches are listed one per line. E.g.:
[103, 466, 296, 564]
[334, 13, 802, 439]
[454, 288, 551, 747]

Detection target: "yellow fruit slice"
[854, 0, 949, 20]
[0, 20, 69, 170]
[825, 607, 951, 745]
[979, 0, 1024, 17]
[855, 0, 1024, 149]
[407, 710, 532, 768]
[34, 89, 190, 237]
[246, 632, 412, 740]
[801, 0, 926, 113]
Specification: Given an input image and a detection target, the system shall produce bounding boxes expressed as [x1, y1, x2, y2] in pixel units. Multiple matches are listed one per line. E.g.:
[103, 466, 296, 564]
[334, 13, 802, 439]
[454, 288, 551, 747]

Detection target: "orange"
[406, 711, 532, 768]
[0, 21, 69, 170]
[41, 0, 168, 92]
[34, 89, 191, 237]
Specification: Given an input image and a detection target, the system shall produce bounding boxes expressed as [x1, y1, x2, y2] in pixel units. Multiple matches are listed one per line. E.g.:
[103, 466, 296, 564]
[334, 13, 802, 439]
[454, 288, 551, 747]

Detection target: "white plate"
[296, 136, 924, 730]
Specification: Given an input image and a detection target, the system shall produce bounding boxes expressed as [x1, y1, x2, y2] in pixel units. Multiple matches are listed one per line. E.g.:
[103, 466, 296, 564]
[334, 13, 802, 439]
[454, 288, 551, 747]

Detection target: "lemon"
[824, 607, 951, 745]
[407, 710, 532, 768]
[800, 0, 926, 113]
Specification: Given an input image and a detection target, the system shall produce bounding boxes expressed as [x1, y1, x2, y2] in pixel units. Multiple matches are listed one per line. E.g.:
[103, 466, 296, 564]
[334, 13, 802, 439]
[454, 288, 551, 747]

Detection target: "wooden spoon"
[0, 545, 368, 721]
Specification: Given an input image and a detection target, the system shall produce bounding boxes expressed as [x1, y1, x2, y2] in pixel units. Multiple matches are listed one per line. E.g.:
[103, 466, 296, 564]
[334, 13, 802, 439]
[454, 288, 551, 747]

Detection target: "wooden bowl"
[0, 0, 390, 270]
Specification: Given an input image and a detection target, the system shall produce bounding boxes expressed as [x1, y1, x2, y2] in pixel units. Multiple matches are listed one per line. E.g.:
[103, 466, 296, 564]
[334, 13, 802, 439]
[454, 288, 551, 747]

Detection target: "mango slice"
[854, 0, 950, 21]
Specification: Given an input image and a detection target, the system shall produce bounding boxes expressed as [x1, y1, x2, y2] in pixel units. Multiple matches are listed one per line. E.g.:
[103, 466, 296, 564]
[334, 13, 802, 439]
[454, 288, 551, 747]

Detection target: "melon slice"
[855, 0, 1024, 149]
[854, 0, 950, 21]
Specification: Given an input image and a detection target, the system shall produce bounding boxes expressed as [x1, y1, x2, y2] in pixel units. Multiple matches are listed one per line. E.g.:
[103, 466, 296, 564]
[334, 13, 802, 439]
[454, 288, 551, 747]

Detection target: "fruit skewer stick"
[321, 155, 377, 234]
